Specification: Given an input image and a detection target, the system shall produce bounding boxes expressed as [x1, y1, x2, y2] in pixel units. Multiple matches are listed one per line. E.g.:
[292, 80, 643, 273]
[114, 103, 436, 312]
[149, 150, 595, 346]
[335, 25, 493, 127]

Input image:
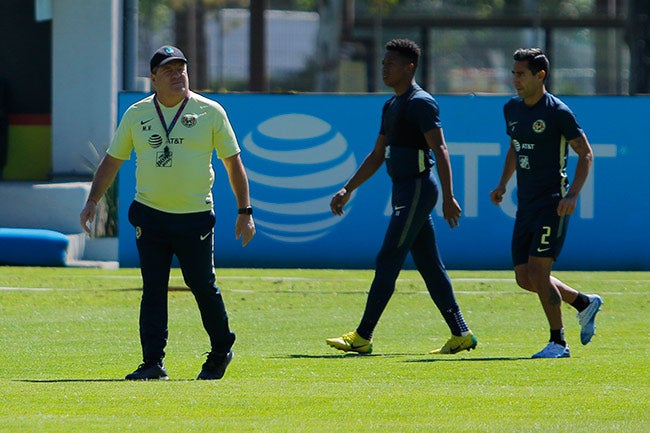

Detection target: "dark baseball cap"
[150, 45, 187, 72]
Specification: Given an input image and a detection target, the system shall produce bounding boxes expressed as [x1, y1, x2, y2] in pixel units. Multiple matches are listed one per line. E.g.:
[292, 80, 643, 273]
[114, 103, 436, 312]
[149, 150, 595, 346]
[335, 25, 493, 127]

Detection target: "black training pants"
[128, 200, 235, 364]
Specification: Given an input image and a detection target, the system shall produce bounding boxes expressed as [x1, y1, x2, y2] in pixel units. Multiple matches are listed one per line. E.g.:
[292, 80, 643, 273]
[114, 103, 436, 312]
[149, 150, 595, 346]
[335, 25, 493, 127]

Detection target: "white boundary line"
[0, 286, 646, 295]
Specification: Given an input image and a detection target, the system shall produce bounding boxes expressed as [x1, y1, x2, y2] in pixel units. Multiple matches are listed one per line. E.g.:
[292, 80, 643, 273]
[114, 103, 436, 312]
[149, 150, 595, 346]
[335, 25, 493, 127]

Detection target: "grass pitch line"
[0, 285, 643, 296]
[0, 286, 53, 291]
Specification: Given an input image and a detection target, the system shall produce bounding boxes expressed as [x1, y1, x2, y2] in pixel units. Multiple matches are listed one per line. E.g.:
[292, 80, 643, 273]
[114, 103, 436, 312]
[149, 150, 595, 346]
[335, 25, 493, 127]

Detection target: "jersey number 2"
[540, 226, 551, 246]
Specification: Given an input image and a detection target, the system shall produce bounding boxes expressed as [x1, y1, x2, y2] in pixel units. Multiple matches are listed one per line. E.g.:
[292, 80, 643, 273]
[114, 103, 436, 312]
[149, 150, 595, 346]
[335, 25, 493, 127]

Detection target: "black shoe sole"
[125, 375, 169, 381]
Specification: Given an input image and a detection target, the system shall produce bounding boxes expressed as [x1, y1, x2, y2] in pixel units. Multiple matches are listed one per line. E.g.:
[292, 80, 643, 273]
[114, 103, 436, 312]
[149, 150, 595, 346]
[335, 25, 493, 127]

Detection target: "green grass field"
[0, 267, 648, 432]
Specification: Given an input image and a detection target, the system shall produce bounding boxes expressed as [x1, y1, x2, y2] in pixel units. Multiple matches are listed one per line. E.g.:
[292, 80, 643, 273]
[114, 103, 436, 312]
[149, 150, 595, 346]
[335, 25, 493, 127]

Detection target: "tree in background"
[139, 0, 320, 90]
[139, 0, 248, 88]
[136, 0, 641, 94]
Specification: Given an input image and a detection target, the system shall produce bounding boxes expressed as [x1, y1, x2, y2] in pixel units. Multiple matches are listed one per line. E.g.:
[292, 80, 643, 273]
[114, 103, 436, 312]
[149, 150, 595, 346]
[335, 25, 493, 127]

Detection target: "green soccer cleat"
[326, 331, 373, 354]
[429, 331, 478, 354]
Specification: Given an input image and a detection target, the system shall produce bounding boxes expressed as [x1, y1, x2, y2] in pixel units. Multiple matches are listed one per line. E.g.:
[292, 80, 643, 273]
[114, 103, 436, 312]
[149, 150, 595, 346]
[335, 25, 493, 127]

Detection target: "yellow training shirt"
[108, 91, 240, 213]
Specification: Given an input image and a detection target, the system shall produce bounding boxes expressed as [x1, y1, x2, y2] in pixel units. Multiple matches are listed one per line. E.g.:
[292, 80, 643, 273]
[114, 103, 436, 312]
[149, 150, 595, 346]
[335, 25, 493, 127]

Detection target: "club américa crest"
[182, 114, 198, 128]
[532, 119, 546, 133]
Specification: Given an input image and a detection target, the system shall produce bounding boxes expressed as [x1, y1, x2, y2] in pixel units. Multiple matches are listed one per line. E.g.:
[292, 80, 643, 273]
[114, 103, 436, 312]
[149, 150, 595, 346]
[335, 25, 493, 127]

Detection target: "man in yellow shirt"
[80, 45, 255, 380]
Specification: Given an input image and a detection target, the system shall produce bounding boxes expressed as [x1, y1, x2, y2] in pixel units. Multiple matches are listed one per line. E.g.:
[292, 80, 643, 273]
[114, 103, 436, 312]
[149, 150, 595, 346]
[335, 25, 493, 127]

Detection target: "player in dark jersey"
[326, 38, 477, 355]
[490, 48, 603, 358]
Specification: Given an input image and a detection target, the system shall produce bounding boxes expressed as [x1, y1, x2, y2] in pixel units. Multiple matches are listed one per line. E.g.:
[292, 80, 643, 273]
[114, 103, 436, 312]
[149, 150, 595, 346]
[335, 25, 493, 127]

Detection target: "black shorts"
[512, 198, 570, 266]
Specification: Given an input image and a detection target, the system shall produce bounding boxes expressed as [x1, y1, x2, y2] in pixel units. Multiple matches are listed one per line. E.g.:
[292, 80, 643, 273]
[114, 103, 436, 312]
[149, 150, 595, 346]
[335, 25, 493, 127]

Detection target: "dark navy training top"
[380, 84, 440, 179]
[503, 92, 583, 206]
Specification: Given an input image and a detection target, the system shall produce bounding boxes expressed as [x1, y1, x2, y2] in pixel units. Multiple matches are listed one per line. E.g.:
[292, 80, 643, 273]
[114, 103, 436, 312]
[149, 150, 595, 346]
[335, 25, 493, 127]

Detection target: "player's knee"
[515, 277, 534, 291]
[184, 276, 215, 294]
[514, 271, 534, 291]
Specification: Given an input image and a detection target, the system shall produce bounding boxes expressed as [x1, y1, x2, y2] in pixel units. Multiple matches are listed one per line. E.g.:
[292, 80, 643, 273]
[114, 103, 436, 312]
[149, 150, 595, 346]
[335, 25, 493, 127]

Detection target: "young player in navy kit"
[490, 48, 603, 358]
[326, 39, 477, 355]
[80, 46, 255, 379]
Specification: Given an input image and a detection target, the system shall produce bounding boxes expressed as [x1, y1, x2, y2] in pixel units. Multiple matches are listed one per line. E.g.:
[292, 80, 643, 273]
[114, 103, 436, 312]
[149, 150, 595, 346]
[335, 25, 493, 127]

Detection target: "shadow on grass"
[14, 378, 209, 383]
[275, 354, 532, 362]
[406, 356, 532, 363]
[276, 353, 411, 359]
[14, 378, 126, 383]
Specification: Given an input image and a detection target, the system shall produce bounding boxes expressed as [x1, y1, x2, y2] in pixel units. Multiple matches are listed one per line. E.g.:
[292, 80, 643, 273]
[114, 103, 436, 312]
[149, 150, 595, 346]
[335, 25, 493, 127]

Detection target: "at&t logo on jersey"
[242, 114, 356, 243]
[513, 139, 535, 152]
[148, 134, 163, 148]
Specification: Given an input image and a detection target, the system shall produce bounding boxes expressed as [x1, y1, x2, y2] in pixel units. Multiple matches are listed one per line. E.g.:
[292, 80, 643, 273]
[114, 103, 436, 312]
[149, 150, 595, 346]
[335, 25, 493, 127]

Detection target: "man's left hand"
[443, 197, 462, 229]
[236, 215, 256, 247]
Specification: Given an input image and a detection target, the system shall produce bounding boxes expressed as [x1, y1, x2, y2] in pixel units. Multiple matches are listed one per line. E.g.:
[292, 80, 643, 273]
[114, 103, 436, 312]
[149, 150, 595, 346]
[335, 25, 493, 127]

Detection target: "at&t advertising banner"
[117, 93, 650, 270]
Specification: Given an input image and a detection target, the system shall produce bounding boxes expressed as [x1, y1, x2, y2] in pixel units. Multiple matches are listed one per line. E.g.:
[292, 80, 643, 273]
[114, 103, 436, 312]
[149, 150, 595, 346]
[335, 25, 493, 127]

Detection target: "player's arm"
[490, 139, 517, 206]
[424, 127, 461, 228]
[222, 152, 255, 247]
[558, 133, 593, 216]
[330, 134, 386, 216]
[80, 154, 124, 234]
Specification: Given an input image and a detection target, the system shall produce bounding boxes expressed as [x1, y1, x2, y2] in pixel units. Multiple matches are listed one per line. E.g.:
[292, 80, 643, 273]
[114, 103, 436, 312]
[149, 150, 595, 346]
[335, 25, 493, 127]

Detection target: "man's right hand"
[489, 185, 506, 206]
[79, 201, 97, 234]
[330, 188, 350, 216]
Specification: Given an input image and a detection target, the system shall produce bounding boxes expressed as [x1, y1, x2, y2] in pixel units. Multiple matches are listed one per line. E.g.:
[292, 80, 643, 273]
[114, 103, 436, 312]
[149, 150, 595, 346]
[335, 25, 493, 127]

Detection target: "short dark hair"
[386, 38, 420, 70]
[513, 48, 549, 81]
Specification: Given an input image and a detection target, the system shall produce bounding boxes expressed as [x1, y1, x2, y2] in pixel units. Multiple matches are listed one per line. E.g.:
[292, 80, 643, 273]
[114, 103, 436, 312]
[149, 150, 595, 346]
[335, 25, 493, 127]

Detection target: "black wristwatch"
[238, 206, 253, 215]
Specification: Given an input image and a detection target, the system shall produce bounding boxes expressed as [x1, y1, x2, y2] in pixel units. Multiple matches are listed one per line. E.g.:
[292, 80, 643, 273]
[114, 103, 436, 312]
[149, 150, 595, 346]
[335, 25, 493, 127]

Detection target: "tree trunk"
[249, 0, 269, 92]
[175, 0, 208, 90]
[316, 0, 343, 92]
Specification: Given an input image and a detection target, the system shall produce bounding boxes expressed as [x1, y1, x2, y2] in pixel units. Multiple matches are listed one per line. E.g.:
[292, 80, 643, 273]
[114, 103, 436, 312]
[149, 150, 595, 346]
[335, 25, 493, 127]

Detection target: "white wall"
[51, 0, 121, 176]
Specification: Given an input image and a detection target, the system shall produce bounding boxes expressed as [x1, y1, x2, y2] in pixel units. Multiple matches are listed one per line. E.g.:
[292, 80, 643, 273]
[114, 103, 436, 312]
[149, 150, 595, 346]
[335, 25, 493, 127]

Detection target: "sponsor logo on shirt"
[518, 155, 530, 170]
[156, 148, 173, 167]
[148, 134, 164, 148]
[513, 140, 535, 152]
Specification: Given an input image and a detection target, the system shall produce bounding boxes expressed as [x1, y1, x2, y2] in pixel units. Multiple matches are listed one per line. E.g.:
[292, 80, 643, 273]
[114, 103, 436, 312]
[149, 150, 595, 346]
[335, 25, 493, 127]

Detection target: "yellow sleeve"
[211, 102, 240, 159]
[107, 107, 136, 160]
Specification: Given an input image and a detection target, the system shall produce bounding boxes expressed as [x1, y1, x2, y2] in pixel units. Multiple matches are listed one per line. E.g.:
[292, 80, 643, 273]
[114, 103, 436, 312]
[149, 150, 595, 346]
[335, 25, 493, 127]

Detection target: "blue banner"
[117, 93, 650, 270]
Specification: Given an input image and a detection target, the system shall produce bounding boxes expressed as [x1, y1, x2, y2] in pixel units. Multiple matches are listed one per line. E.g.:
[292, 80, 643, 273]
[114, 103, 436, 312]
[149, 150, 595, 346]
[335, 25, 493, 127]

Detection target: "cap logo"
[164, 47, 174, 55]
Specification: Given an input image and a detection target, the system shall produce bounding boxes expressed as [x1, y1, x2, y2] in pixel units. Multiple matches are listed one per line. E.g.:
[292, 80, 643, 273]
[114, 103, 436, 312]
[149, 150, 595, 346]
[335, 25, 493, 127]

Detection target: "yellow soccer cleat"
[429, 331, 478, 355]
[326, 330, 373, 354]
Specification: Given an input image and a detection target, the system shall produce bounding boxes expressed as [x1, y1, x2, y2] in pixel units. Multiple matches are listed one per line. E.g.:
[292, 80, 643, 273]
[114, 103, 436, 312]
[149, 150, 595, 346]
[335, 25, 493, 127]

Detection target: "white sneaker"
[577, 294, 603, 345]
[531, 342, 571, 359]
